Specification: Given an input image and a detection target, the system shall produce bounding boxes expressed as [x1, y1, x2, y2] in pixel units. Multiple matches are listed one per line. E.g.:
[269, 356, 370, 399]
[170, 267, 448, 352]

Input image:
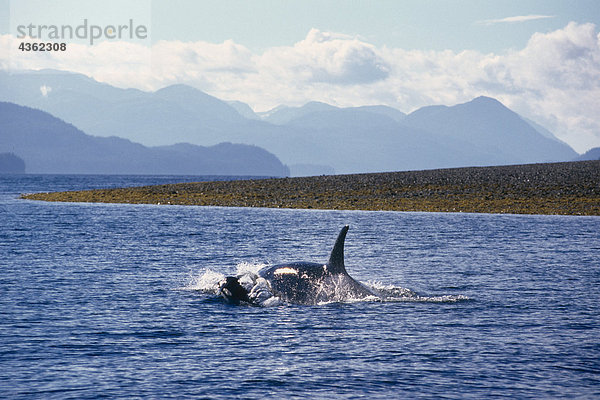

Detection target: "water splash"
[235, 261, 267, 276]
[182, 268, 225, 292]
[233, 264, 282, 306]
[182, 263, 280, 305]
[366, 281, 469, 303]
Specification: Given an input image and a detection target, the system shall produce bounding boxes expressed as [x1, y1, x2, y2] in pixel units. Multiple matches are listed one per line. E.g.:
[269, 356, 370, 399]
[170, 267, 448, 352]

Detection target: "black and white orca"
[219, 225, 375, 305]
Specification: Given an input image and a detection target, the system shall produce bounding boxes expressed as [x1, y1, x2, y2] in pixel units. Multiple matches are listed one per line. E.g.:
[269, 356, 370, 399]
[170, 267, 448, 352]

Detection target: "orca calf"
[219, 225, 375, 305]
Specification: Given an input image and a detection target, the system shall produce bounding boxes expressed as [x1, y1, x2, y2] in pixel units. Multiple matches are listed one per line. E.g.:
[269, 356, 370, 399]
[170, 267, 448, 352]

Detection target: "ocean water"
[1, 174, 599, 399]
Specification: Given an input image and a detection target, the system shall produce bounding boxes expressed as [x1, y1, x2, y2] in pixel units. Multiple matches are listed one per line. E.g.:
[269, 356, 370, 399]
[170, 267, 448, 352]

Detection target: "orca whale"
[219, 225, 375, 305]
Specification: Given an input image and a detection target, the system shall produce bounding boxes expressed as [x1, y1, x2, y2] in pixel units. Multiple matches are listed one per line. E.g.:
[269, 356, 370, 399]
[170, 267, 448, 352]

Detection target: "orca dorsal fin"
[327, 225, 349, 274]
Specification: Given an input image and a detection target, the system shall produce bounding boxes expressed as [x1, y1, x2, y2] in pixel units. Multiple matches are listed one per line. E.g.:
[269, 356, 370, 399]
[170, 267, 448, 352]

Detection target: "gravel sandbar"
[21, 161, 600, 216]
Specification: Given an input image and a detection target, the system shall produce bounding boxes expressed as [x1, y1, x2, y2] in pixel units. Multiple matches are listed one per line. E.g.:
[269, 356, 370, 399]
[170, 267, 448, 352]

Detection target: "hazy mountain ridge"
[258, 97, 576, 173]
[402, 96, 578, 165]
[0, 70, 248, 146]
[0, 69, 579, 175]
[260, 101, 339, 125]
[0, 152, 26, 173]
[576, 147, 600, 161]
[0, 102, 289, 176]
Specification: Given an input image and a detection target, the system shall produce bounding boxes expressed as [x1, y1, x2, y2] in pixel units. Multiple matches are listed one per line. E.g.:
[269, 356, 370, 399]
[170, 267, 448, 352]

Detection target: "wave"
[365, 281, 470, 303]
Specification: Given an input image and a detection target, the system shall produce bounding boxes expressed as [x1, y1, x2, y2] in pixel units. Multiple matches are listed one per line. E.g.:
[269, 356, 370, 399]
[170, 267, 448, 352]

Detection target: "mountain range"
[0, 69, 579, 176]
[0, 102, 289, 176]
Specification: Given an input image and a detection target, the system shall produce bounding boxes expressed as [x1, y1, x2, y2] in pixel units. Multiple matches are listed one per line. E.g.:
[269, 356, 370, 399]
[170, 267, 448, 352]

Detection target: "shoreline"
[21, 161, 600, 216]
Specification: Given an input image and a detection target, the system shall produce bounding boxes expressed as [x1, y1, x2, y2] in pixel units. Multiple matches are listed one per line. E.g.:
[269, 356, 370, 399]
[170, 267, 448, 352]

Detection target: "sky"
[1, 0, 599, 153]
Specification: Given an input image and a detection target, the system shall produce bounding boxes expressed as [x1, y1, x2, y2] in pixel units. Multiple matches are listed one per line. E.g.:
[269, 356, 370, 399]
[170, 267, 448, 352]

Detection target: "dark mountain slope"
[0, 102, 289, 176]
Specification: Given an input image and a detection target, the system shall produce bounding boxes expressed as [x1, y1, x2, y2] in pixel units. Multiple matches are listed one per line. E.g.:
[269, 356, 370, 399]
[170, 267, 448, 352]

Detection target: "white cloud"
[478, 15, 555, 25]
[482, 22, 600, 152]
[1, 23, 599, 152]
[269, 28, 390, 85]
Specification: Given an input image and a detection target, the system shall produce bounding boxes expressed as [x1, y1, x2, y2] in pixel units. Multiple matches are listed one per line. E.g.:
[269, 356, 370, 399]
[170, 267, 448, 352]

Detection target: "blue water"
[1, 175, 599, 399]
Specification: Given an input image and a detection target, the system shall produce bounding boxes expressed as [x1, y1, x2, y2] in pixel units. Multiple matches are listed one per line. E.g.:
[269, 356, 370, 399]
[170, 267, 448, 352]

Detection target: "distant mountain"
[576, 147, 600, 161]
[0, 152, 26, 174]
[154, 84, 244, 122]
[274, 108, 452, 172]
[347, 105, 406, 122]
[227, 100, 260, 120]
[523, 117, 571, 146]
[252, 97, 577, 173]
[0, 102, 289, 176]
[259, 102, 406, 125]
[402, 96, 578, 164]
[260, 101, 339, 125]
[0, 69, 580, 175]
[0, 70, 251, 146]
